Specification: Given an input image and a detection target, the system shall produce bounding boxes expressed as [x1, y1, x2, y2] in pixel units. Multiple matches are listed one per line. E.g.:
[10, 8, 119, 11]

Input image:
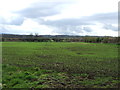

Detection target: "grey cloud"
[0, 17, 5, 24]
[0, 25, 9, 33]
[38, 17, 94, 34]
[83, 27, 92, 32]
[88, 12, 117, 24]
[15, 0, 117, 35]
[17, 2, 69, 18]
[0, 0, 117, 36]
[39, 18, 89, 35]
[40, 12, 117, 26]
[0, 16, 24, 25]
[39, 12, 117, 34]
[52, 25, 83, 35]
[0, 24, 29, 34]
[103, 24, 118, 31]
[9, 17, 24, 25]
[52, 25, 93, 35]
[40, 18, 91, 26]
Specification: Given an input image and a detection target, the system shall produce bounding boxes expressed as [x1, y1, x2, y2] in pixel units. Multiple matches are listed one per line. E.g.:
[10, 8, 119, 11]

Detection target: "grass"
[2, 42, 119, 88]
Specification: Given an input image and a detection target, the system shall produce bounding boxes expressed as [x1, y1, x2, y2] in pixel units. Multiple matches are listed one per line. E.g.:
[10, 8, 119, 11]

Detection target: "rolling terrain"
[2, 42, 119, 88]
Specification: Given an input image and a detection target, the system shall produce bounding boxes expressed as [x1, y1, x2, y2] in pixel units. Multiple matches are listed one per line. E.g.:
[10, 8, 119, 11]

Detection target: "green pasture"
[2, 42, 119, 88]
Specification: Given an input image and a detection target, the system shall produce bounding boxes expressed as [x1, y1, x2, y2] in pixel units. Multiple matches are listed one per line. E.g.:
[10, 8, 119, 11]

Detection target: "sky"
[0, 0, 119, 36]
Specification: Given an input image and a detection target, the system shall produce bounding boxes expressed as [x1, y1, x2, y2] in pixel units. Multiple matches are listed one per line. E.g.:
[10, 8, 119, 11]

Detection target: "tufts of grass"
[2, 42, 119, 88]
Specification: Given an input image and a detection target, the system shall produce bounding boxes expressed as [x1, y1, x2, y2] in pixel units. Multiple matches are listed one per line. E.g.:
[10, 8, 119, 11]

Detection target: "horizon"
[1, 33, 117, 37]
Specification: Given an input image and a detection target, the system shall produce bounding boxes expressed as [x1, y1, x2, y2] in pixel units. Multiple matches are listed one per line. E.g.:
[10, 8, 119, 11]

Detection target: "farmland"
[2, 42, 119, 88]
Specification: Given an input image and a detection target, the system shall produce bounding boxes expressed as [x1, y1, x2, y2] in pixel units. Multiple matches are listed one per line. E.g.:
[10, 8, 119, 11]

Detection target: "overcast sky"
[0, 0, 119, 36]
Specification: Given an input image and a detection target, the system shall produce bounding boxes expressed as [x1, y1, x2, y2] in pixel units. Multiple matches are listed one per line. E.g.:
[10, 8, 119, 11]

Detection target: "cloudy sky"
[0, 0, 119, 36]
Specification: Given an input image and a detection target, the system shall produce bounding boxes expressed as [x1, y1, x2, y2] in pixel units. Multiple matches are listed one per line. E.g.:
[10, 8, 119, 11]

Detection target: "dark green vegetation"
[1, 34, 119, 44]
[2, 42, 119, 88]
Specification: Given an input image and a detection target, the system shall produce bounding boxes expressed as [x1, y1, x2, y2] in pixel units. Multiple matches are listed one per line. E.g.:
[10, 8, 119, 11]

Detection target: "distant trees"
[1, 34, 119, 44]
[35, 33, 39, 37]
[81, 36, 118, 44]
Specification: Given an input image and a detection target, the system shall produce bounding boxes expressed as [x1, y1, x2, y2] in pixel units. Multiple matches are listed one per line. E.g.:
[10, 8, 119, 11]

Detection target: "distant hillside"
[1, 34, 110, 38]
[1, 34, 119, 44]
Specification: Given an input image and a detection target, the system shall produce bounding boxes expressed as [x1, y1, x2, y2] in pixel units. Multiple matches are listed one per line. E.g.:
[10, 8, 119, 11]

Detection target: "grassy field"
[2, 42, 119, 88]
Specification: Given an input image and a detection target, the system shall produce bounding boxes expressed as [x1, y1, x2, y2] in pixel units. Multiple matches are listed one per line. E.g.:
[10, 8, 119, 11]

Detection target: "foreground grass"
[2, 42, 119, 88]
[2, 64, 118, 88]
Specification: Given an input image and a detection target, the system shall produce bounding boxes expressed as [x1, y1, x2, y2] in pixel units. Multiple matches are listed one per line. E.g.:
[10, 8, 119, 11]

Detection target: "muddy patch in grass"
[36, 55, 54, 59]
[76, 52, 94, 55]
[87, 53, 95, 55]
[76, 53, 82, 55]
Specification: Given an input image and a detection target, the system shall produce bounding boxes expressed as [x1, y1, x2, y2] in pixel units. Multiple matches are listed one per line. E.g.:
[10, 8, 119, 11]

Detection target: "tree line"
[1, 36, 119, 44]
